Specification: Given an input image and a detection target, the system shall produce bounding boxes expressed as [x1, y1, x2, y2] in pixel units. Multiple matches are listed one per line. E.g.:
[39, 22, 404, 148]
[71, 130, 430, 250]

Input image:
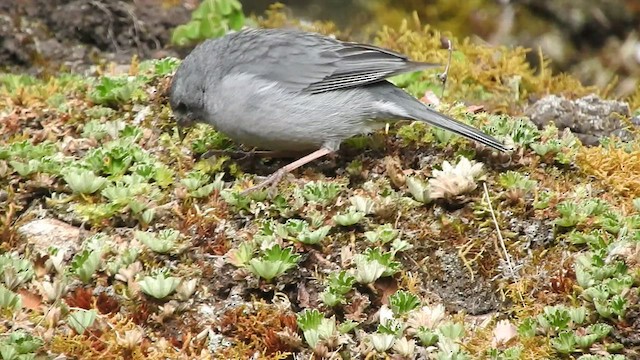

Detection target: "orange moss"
[50, 316, 147, 359]
[577, 143, 640, 201]
[256, 3, 345, 39]
[463, 316, 554, 359]
[216, 301, 298, 357]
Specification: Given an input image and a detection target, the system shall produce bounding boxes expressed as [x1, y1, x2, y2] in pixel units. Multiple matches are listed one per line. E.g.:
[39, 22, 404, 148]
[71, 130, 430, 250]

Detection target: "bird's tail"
[384, 87, 511, 152]
[410, 105, 510, 152]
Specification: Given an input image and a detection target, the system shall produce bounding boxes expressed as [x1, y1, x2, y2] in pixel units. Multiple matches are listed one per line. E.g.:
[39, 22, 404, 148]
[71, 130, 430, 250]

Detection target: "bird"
[169, 28, 510, 192]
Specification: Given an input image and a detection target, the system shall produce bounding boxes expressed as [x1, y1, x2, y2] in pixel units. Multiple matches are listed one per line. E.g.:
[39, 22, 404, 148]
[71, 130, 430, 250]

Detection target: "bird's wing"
[226, 29, 440, 94]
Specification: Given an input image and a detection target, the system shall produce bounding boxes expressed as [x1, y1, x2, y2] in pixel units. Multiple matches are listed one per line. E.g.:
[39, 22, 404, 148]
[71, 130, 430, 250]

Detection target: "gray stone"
[526, 94, 639, 146]
[18, 218, 83, 255]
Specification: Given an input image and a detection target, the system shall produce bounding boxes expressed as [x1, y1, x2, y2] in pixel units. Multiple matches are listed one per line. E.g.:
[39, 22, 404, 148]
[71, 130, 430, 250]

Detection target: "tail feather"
[379, 85, 511, 153]
[410, 106, 511, 153]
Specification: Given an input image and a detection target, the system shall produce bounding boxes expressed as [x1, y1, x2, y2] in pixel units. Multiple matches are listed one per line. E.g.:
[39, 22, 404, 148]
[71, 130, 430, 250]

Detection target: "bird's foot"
[239, 148, 333, 195]
[240, 168, 287, 195]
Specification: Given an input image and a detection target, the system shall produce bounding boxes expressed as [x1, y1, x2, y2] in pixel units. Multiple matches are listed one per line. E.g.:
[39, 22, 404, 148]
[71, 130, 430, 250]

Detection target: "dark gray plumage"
[169, 28, 509, 190]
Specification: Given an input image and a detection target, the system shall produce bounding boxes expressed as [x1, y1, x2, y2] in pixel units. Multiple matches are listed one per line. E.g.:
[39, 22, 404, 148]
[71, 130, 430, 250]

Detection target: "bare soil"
[0, 0, 192, 74]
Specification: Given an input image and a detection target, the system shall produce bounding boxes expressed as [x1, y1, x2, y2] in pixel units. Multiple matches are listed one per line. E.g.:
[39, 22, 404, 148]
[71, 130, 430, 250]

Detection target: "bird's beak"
[177, 125, 194, 143]
[177, 125, 188, 142]
[174, 107, 199, 142]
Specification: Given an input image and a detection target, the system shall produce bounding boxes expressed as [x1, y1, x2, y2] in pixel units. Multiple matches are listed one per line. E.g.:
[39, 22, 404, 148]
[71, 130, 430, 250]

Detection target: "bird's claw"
[240, 169, 286, 195]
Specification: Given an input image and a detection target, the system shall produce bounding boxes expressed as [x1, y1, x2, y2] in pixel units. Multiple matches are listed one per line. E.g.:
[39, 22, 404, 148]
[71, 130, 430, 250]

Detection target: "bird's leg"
[241, 147, 333, 194]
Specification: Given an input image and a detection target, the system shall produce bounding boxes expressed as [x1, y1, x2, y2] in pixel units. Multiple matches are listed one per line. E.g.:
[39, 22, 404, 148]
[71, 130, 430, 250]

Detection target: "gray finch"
[169, 28, 510, 190]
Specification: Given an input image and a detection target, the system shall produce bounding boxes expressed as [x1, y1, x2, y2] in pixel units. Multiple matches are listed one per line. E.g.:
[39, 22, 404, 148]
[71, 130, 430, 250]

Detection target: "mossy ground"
[1, 8, 640, 360]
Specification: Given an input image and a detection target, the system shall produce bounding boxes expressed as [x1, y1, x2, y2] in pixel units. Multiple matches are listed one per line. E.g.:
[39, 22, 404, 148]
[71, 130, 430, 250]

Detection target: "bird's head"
[170, 99, 197, 141]
[168, 58, 208, 141]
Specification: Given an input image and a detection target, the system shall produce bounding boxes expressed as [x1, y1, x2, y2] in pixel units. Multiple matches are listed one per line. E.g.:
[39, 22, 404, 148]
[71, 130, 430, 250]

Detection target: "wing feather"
[225, 29, 440, 94]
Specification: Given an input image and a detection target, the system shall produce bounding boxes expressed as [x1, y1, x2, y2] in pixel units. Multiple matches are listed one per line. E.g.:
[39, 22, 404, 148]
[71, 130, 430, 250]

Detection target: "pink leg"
[241, 148, 333, 194]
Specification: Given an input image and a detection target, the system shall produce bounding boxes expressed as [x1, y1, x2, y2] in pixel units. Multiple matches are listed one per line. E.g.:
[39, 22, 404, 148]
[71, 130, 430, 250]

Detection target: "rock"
[0, 13, 37, 67]
[525, 94, 640, 146]
[17, 218, 83, 256]
[427, 250, 501, 315]
[0, 0, 190, 73]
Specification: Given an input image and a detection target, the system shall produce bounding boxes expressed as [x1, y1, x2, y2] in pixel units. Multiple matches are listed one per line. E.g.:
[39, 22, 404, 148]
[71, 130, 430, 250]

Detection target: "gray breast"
[205, 73, 385, 151]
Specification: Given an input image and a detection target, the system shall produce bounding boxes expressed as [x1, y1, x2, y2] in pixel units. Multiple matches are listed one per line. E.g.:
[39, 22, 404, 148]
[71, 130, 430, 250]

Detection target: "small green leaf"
[68, 309, 97, 335]
[139, 274, 181, 299]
